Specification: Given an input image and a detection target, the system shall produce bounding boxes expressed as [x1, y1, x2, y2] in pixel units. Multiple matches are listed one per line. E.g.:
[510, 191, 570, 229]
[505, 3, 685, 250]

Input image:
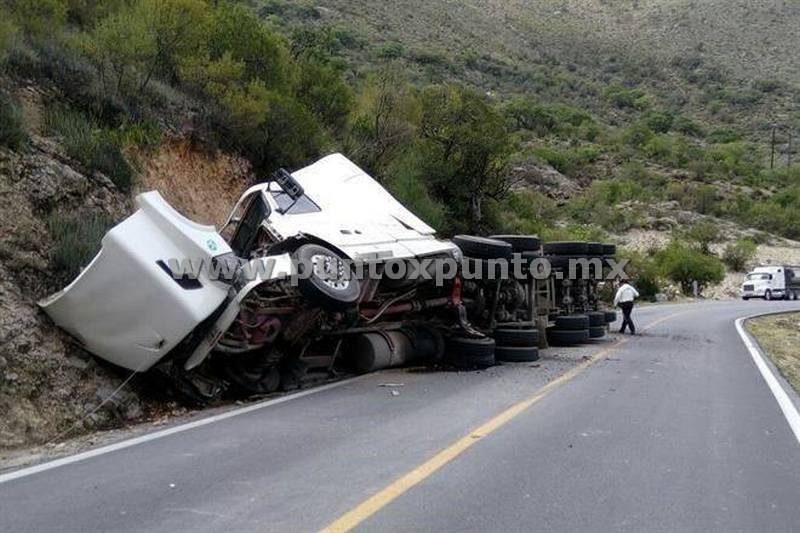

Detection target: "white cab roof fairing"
[39, 192, 233, 371]
[290, 153, 436, 235]
[232, 154, 456, 260]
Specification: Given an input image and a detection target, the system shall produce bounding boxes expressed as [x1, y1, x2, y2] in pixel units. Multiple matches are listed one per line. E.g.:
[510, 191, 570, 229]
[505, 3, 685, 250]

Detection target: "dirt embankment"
[0, 117, 249, 451]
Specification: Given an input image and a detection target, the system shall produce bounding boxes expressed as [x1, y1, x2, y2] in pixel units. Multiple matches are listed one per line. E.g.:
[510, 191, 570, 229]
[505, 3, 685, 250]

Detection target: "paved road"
[2, 300, 800, 532]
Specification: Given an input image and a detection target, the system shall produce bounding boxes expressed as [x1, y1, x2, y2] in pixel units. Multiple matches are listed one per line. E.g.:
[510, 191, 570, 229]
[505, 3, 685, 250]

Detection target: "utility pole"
[771, 126, 776, 170]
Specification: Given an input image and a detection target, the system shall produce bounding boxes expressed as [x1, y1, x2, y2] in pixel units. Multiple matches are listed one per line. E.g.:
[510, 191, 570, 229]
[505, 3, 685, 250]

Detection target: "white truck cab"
[741, 265, 800, 300]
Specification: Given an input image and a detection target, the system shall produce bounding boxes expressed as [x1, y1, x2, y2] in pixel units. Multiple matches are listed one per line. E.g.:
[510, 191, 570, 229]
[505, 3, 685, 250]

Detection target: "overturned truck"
[40, 154, 619, 401]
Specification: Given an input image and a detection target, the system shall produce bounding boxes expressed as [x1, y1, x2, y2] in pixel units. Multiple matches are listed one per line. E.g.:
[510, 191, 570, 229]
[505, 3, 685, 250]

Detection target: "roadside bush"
[0, 91, 27, 149]
[616, 249, 660, 301]
[384, 151, 446, 231]
[656, 240, 725, 295]
[45, 106, 133, 190]
[47, 212, 114, 280]
[684, 220, 719, 254]
[722, 238, 757, 272]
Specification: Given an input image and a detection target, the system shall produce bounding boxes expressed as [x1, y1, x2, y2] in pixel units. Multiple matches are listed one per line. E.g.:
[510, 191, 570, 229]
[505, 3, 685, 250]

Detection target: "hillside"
[2, 0, 800, 451]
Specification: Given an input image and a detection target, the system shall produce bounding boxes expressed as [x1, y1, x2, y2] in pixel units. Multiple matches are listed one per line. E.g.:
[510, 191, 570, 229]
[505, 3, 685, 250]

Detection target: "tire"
[543, 241, 588, 256]
[765, 290, 772, 301]
[742, 296, 750, 301]
[587, 311, 606, 327]
[492, 327, 539, 347]
[604, 310, 617, 323]
[588, 326, 606, 339]
[453, 235, 512, 260]
[293, 244, 361, 311]
[554, 314, 590, 330]
[602, 243, 617, 256]
[587, 242, 604, 255]
[495, 345, 540, 362]
[547, 328, 589, 345]
[490, 235, 541, 253]
[445, 336, 496, 368]
[463, 257, 509, 280]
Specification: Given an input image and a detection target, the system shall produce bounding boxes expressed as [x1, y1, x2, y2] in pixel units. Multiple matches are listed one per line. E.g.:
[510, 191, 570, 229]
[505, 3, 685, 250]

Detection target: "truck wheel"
[543, 241, 589, 256]
[489, 235, 541, 253]
[586, 242, 604, 256]
[444, 336, 496, 369]
[547, 328, 589, 345]
[765, 290, 773, 301]
[587, 311, 606, 327]
[742, 296, 750, 301]
[588, 326, 606, 339]
[453, 235, 512, 260]
[554, 314, 590, 330]
[495, 345, 540, 362]
[492, 327, 539, 347]
[294, 244, 361, 311]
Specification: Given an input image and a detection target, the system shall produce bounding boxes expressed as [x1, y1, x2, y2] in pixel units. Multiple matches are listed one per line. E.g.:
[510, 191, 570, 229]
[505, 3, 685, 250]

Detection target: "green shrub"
[604, 83, 650, 110]
[497, 189, 559, 236]
[0, 12, 19, 65]
[684, 220, 719, 254]
[656, 240, 725, 295]
[643, 110, 674, 133]
[47, 212, 114, 280]
[722, 238, 757, 272]
[531, 144, 601, 176]
[0, 91, 27, 149]
[673, 115, 704, 137]
[45, 106, 133, 190]
[377, 42, 404, 59]
[616, 249, 660, 301]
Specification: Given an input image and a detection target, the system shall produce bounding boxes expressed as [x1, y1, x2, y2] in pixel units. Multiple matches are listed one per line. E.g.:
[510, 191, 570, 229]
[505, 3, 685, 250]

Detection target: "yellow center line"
[321, 311, 685, 533]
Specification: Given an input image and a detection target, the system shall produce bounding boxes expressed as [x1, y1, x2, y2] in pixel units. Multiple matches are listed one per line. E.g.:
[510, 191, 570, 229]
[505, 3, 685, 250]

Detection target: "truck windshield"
[746, 273, 771, 280]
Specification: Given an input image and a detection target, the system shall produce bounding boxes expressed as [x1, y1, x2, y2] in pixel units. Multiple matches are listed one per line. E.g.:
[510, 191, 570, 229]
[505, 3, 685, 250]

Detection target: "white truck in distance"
[741, 265, 800, 300]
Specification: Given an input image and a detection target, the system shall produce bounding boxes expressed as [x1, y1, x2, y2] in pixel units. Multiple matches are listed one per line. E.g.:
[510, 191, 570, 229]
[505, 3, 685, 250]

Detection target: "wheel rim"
[311, 254, 351, 291]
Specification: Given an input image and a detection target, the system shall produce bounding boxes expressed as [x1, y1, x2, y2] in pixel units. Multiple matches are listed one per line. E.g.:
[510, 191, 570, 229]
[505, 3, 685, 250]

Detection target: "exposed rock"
[509, 161, 581, 200]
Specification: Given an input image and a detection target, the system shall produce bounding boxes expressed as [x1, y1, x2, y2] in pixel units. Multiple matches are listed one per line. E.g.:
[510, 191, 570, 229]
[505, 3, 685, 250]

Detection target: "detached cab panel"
[40, 192, 232, 371]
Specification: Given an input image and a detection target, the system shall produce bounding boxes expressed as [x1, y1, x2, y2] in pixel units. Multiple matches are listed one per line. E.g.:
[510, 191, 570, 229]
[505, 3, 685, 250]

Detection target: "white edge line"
[0, 375, 367, 485]
[735, 315, 800, 446]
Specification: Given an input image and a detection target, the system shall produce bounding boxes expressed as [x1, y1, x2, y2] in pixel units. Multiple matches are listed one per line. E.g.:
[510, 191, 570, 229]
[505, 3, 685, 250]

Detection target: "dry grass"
[747, 313, 800, 394]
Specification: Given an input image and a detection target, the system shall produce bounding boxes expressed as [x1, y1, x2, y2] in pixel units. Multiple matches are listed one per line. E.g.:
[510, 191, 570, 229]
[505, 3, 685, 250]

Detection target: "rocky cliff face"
[0, 134, 145, 449]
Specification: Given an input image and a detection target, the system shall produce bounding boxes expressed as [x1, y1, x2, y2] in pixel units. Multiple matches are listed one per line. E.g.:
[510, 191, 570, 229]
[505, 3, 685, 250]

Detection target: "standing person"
[614, 281, 640, 334]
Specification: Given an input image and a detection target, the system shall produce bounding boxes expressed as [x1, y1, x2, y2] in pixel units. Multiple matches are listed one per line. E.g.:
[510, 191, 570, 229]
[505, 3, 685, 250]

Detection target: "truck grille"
[743, 284, 754, 291]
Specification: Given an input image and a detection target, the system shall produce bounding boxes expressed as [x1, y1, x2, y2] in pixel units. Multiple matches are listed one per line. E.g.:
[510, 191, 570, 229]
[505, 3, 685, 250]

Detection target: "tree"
[295, 54, 353, 133]
[87, 8, 156, 96]
[417, 84, 512, 233]
[5, 0, 67, 37]
[686, 220, 719, 254]
[206, 2, 291, 88]
[657, 240, 725, 295]
[347, 65, 420, 176]
[722, 238, 757, 272]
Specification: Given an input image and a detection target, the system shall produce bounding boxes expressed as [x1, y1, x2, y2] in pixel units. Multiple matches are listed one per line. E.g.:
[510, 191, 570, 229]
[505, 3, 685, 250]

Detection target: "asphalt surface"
[2, 300, 800, 532]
